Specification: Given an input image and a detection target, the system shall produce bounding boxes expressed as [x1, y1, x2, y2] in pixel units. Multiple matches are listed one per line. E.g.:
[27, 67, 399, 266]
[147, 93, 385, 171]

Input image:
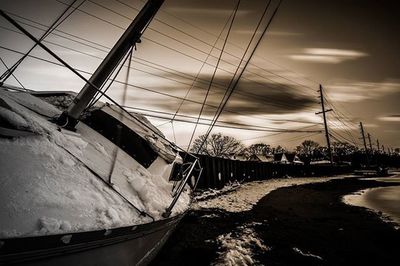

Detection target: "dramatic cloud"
[326, 80, 400, 103]
[123, 72, 317, 118]
[288, 48, 368, 64]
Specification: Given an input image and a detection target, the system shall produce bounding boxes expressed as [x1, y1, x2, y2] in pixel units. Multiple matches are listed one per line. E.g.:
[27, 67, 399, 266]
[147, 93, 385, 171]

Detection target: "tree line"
[190, 133, 400, 164]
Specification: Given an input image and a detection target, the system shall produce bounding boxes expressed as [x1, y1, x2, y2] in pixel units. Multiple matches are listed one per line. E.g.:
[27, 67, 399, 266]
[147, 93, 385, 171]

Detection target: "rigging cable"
[170, 8, 236, 124]
[0, 10, 194, 157]
[185, 0, 241, 153]
[0, 16, 319, 111]
[0, 44, 317, 127]
[54, 0, 319, 96]
[108, 46, 134, 182]
[197, 0, 283, 154]
[0, 0, 86, 85]
[113, 0, 317, 92]
[0, 57, 25, 89]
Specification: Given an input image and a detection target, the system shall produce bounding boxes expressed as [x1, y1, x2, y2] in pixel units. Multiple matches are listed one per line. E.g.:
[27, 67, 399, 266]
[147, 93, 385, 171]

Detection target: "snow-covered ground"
[213, 222, 269, 266]
[194, 181, 241, 201]
[193, 175, 350, 212]
[0, 89, 190, 238]
[193, 175, 351, 265]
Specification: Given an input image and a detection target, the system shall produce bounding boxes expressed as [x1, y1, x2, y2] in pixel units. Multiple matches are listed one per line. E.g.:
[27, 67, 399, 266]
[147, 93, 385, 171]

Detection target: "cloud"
[378, 115, 400, 122]
[326, 80, 400, 103]
[288, 48, 368, 64]
[121, 72, 317, 118]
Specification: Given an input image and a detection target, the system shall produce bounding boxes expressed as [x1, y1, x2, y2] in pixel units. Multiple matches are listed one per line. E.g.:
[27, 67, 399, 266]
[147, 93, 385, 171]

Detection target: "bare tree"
[273, 145, 286, 154]
[190, 133, 245, 158]
[246, 143, 272, 156]
[332, 141, 357, 156]
[296, 140, 320, 157]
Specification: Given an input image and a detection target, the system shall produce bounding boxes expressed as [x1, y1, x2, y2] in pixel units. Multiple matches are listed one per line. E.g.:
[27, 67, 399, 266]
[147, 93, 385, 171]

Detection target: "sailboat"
[0, 0, 202, 265]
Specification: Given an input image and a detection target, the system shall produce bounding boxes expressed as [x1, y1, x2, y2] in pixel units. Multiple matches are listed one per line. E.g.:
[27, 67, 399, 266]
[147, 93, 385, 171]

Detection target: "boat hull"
[0, 213, 184, 266]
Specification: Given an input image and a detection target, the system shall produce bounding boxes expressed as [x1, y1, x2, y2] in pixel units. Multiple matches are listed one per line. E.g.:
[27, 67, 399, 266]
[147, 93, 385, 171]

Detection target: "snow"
[194, 176, 350, 265]
[193, 176, 349, 212]
[292, 247, 323, 260]
[214, 222, 269, 266]
[0, 89, 190, 238]
[194, 181, 242, 201]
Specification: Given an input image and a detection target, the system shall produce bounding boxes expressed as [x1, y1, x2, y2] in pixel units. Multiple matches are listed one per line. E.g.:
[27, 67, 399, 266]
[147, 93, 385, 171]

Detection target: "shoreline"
[152, 177, 400, 265]
[343, 185, 400, 228]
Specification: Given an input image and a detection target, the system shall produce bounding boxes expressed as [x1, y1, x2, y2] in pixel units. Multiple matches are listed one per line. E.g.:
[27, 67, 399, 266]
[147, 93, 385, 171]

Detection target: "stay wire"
[0, 43, 316, 128]
[170, 8, 236, 124]
[0, 0, 85, 84]
[203, 0, 275, 143]
[199, 0, 282, 153]
[55, 0, 318, 95]
[0, 57, 25, 89]
[0, 11, 193, 157]
[0, 15, 318, 111]
[113, 0, 317, 92]
[185, 0, 241, 154]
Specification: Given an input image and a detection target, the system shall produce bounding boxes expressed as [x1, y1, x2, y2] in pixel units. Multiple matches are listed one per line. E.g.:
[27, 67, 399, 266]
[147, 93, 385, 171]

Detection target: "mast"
[58, 0, 165, 129]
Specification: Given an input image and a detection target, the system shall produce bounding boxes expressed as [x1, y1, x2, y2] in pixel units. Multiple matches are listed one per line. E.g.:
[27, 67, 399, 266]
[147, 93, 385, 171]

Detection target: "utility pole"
[367, 133, 373, 152]
[359, 122, 369, 167]
[316, 85, 333, 165]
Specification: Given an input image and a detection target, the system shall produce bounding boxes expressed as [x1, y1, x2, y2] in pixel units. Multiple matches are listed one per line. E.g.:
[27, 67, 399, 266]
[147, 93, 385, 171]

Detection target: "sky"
[0, 0, 399, 150]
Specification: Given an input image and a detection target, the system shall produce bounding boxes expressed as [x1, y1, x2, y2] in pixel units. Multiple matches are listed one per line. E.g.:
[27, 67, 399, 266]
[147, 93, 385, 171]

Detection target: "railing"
[162, 158, 202, 218]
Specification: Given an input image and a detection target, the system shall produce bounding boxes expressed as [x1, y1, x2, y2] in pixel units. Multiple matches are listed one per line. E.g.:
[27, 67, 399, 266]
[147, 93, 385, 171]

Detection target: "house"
[285, 153, 304, 165]
[249, 154, 274, 163]
[230, 152, 248, 161]
[273, 153, 289, 164]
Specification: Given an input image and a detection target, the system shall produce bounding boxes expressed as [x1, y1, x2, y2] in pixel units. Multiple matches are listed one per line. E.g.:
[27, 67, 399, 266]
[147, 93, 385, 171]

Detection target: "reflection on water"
[343, 185, 400, 228]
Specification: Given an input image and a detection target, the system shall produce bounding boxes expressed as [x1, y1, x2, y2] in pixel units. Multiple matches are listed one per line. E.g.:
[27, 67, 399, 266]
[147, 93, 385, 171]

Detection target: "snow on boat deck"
[0, 89, 190, 239]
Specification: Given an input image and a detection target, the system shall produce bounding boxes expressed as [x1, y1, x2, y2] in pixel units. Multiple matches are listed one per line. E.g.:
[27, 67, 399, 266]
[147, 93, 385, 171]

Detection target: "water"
[343, 184, 400, 227]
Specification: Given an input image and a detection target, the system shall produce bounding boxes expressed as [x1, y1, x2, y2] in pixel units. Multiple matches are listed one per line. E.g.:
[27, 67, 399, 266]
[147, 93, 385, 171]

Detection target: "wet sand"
[151, 178, 400, 265]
